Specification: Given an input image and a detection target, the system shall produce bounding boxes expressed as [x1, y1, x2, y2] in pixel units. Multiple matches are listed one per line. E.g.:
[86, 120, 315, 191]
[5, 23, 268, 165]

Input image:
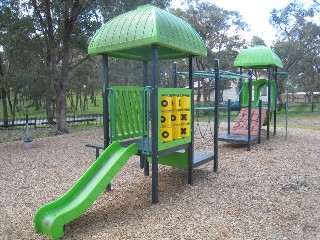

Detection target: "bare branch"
[69, 55, 90, 70]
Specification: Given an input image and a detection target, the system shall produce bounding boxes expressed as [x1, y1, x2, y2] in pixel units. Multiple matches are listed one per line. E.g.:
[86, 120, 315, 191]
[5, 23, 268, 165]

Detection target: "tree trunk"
[7, 90, 13, 115]
[0, 54, 9, 128]
[75, 91, 79, 111]
[68, 90, 74, 111]
[56, 45, 69, 133]
[11, 91, 18, 124]
[30, 0, 88, 133]
[277, 82, 284, 111]
[45, 91, 54, 124]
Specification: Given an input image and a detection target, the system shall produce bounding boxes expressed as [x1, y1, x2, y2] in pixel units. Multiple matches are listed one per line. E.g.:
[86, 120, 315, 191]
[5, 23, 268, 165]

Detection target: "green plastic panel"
[88, 4, 207, 60]
[34, 141, 138, 239]
[158, 88, 191, 151]
[241, 79, 276, 108]
[148, 149, 189, 169]
[109, 86, 144, 141]
[234, 46, 283, 69]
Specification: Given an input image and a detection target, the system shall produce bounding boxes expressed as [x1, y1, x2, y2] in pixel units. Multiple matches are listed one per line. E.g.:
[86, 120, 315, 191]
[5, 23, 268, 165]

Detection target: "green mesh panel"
[110, 86, 144, 140]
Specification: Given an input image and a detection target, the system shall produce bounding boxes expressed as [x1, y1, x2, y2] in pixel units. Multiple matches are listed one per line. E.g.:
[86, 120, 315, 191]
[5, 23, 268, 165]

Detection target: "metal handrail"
[142, 86, 151, 155]
[107, 88, 117, 143]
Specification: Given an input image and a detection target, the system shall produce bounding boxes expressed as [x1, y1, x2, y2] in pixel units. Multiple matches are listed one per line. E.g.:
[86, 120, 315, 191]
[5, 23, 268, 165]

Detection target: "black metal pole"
[214, 59, 220, 172]
[188, 56, 194, 184]
[227, 99, 231, 135]
[102, 55, 109, 149]
[151, 45, 159, 204]
[267, 66, 271, 139]
[274, 68, 277, 135]
[258, 99, 262, 144]
[247, 70, 252, 151]
[102, 55, 111, 191]
[141, 60, 149, 173]
[239, 67, 243, 109]
[173, 62, 178, 88]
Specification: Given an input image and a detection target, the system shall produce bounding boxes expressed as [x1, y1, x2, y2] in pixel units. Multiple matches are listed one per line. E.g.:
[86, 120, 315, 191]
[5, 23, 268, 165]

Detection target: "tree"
[0, 0, 39, 126]
[270, 1, 320, 106]
[99, 0, 172, 21]
[172, 1, 248, 104]
[0, 53, 8, 127]
[251, 36, 266, 46]
[29, 0, 101, 133]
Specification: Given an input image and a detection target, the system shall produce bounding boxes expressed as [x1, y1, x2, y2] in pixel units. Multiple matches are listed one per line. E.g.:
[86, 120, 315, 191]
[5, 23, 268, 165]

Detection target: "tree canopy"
[0, 0, 319, 129]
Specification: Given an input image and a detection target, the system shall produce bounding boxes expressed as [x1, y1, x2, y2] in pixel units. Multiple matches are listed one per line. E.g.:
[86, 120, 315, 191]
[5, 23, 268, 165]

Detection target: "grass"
[1, 96, 319, 128]
[1, 94, 104, 120]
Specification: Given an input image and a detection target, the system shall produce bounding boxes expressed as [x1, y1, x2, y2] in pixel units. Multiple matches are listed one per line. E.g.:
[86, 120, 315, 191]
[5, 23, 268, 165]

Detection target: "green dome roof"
[88, 4, 207, 60]
[234, 46, 283, 69]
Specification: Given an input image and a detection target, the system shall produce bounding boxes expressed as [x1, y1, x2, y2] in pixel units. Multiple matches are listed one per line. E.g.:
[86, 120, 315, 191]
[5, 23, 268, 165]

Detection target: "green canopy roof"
[234, 46, 283, 69]
[88, 4, 207, 60]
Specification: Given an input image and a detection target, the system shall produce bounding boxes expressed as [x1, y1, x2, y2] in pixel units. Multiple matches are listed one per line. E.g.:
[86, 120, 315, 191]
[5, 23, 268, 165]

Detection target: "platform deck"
[218, 133, 258, 144]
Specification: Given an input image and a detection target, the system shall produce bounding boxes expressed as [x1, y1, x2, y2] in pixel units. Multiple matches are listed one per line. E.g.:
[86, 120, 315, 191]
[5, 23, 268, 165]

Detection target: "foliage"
[172, 1, 248, 104]
[1, 0, 320, 133]
[270, 1, 320, 105]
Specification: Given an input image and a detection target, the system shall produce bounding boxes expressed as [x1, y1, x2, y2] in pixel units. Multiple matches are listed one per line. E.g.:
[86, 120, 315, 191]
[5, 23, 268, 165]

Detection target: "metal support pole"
[258, 99, 262, 144]
[151, 45, 159, 204]
[141, 60, 149, 171]
[285, 75, 289, 140]
[102, 55, 111, 191]
[227, 99, 231, 135]
[213, 59, 220, 172]
[239, 67, 243, 109]
[267, 66, 271, 139]
[247, 70, 252, 151]
[188, 56, 194, 184]
[274, 68, 277, 135]
[102, 55, 110, 148]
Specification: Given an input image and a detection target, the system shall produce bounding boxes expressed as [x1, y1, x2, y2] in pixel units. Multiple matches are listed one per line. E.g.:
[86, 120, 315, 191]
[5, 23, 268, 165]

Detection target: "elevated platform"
[193, 151, 215, 168]
[218, 133, 258, 144]
[87, 137, 214, 168]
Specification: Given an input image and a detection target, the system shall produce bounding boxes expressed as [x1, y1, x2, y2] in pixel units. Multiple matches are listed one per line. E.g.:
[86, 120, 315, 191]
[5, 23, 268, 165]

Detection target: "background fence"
[0, 114, 103, 130]
[1, 102, 319, 130]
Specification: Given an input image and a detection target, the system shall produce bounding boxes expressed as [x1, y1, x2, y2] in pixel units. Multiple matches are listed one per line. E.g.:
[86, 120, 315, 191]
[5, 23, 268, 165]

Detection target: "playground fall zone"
[0, 115, 320, 239]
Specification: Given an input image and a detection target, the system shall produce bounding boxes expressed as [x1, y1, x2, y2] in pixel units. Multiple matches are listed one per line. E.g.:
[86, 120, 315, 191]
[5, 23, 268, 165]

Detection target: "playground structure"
[34, 5, 219, 239]
[177, 45, 287, 151]
[33, 5, 289, 239]
[219, 46, 284, 150]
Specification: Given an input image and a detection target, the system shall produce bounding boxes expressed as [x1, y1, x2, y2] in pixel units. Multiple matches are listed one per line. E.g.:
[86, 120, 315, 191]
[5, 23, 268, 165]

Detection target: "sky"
[171, 0, 315, 46]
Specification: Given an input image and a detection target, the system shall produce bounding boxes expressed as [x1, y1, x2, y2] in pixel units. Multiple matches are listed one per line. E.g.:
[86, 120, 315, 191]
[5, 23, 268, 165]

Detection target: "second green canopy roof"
[88, 4, 207, 60]
[234, 46, 283, 69]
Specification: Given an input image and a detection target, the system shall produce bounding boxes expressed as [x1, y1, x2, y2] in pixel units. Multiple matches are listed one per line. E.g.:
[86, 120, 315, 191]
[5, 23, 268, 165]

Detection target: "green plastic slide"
[34, 141, 138, 239]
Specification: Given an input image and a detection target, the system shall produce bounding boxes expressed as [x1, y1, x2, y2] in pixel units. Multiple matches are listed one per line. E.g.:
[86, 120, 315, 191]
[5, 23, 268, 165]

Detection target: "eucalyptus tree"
[0, 0, 41, 126]
[98, 0, 172, 21]
[172, 1, 248, 104]
[29, 0, 101, 133]
[29, 0, 172, 133]
[270, 1, 320, 104]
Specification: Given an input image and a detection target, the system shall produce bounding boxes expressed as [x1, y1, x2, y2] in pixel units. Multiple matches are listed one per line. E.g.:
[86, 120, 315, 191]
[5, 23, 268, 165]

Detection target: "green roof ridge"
[234, 45, 283, 69]
[88, 4, 207, 60]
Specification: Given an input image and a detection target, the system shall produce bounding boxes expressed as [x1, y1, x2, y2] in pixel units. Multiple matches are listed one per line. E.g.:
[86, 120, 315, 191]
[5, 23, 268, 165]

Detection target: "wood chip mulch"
[0, 123, 319, 239]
